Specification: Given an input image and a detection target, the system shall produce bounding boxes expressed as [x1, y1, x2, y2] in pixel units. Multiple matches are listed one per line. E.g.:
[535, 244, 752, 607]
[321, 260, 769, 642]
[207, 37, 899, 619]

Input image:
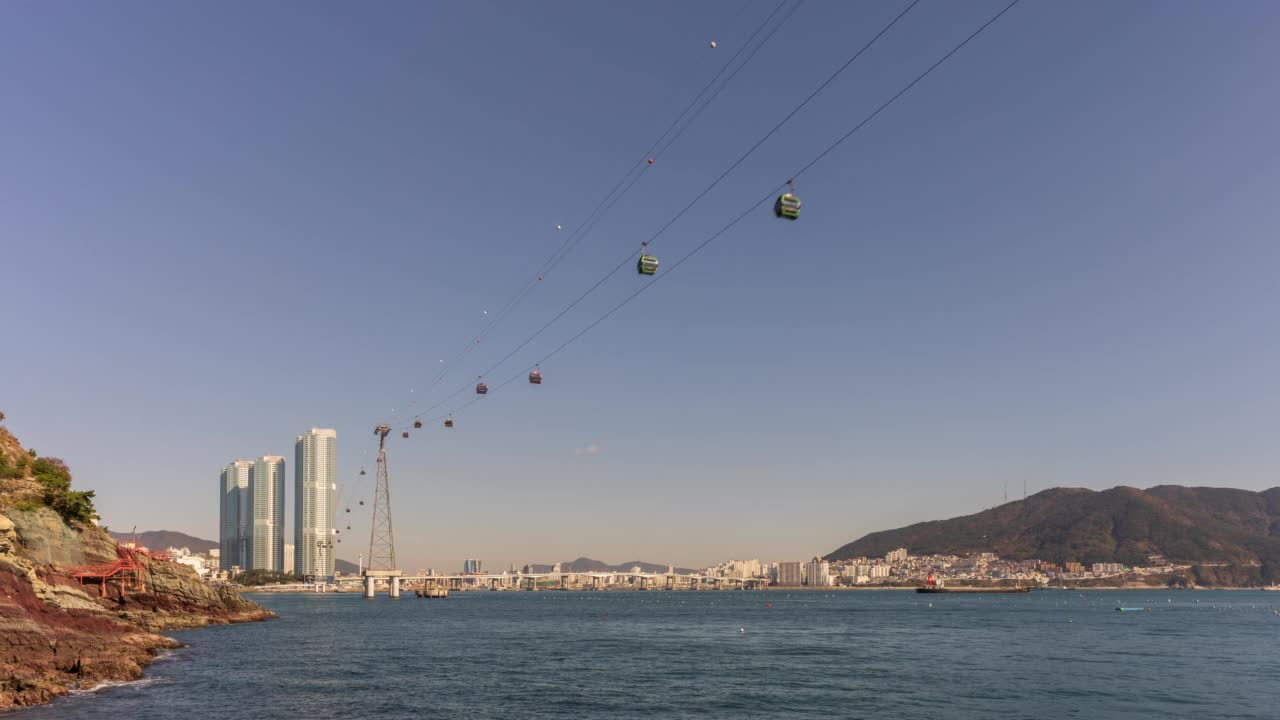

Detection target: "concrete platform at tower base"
[362, 569, 404, 598]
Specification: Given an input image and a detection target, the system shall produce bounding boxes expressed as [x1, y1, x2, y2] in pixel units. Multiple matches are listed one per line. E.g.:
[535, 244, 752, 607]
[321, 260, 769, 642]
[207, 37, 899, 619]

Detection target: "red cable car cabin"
[529, 369, 542, 384]
[476, 382, 488, 395]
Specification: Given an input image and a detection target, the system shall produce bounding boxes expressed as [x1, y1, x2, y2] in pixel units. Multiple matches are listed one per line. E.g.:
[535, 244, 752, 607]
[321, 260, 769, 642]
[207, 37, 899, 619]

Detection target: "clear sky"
[2, 1, 1278, 571]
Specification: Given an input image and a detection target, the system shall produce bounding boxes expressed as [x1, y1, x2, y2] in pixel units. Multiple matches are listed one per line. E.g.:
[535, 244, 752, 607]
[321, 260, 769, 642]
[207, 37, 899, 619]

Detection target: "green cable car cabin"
[637, 254, 659, 275]
[774, 192, 801, 220]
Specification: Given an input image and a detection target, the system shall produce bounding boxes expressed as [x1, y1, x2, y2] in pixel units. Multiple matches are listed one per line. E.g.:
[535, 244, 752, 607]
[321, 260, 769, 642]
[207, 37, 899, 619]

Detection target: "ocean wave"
[70, 676, 166, 696]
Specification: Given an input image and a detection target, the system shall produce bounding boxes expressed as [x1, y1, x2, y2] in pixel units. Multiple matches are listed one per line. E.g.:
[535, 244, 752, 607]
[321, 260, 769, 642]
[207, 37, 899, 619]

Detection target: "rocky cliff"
[0, 421, 273, 708]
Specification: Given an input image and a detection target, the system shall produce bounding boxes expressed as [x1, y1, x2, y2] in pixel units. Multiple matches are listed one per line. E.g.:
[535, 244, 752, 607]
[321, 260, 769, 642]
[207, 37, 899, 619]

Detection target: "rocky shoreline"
[0, 508, 273, 709]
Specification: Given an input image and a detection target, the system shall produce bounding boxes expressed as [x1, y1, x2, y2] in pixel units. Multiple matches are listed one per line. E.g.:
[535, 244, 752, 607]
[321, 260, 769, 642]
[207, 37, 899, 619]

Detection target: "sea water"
[21, 590, 1280, 719]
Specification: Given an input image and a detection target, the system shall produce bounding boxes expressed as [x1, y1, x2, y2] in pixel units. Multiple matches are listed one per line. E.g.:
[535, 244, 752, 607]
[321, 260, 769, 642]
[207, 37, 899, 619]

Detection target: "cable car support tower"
[363, 424, 402, 598]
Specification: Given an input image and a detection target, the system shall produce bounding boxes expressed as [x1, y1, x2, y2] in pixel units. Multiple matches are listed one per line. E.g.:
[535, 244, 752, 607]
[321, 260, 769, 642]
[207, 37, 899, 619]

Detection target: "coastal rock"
[0, 562, 180, 707]
[0, 425, 274, 709]
[8, 504, 110, 566]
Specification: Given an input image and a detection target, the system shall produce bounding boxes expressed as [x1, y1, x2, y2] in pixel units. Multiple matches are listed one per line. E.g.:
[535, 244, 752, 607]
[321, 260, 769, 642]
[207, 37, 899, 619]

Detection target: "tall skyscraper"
[294, 428, 336, 579]
[218, 460, 251, 570]
[463, 558, 482, 574]
[248, 455, 286, 571]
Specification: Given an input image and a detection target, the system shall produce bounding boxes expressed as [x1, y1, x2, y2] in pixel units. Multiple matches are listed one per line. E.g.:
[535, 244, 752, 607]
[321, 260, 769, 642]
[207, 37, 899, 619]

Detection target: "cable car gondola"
[360, 468, 366, 476]
[637, 241, 658, 275]
[413, 419, 422, 429]
[476, 381, 488, 395]
[774, 179, 801, 220]
[402, 431, 410, 439]
[444, 416, 454, 428]
[529, 368, 542, 385]
[359, 499, 365, 506]
[345, 506, 350, 513]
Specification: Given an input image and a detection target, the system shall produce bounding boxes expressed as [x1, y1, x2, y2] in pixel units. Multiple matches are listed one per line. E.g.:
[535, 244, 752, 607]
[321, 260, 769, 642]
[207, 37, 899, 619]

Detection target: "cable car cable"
[526, 0, 1023, 372]
[415, 0, 1021, 428]
[639, 0, 921, 255]
[388, 2, 802, 424]
[649, 0, 806, 163]
[536, 0, 803, 280]
[398, 0, 925, 424]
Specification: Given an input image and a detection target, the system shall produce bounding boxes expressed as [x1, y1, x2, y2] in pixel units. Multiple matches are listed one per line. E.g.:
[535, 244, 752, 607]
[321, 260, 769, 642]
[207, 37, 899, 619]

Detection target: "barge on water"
[916, 574, 1031, 594]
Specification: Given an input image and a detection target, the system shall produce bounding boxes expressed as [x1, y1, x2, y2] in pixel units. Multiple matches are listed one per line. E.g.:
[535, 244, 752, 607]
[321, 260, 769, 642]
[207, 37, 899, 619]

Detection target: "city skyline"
[4, 2, 1279, 570]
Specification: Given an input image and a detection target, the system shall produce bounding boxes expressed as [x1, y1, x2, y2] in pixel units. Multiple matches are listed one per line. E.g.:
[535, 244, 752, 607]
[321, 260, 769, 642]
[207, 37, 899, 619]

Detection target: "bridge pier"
[363, 569, 402, 599]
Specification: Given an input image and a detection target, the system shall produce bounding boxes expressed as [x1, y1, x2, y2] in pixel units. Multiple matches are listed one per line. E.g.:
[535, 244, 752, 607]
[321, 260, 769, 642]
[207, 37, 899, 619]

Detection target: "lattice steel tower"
[366, 424, 397, 571]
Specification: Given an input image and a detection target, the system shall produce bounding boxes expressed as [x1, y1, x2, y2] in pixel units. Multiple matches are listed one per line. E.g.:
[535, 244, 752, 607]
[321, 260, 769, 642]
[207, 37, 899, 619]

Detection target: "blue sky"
[2, 1, 1278, 570]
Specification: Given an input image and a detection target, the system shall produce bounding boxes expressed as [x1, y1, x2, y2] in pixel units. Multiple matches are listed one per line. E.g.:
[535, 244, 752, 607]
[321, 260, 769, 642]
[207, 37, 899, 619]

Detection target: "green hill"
[827, 486, 1280, 582]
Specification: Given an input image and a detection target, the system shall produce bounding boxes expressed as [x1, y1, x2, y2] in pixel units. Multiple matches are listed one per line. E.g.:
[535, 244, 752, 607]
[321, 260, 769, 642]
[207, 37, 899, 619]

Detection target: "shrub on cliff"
[0, 452, 28, 480]
[30, 456, 97, 525]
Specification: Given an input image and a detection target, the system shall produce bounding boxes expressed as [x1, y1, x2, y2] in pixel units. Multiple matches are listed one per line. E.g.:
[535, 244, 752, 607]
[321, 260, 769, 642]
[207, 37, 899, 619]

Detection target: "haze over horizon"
[3, 1, 1278, 570]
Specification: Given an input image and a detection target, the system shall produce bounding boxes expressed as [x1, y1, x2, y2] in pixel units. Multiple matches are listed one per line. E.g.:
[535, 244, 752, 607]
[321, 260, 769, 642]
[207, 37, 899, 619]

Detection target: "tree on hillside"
[233, 569, 298, 586]
[30, 455, 97, 525]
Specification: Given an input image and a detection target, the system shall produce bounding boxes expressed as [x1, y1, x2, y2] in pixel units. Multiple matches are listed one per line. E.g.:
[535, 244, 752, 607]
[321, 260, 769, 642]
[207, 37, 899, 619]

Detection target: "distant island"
[827, 485, 1280, 587]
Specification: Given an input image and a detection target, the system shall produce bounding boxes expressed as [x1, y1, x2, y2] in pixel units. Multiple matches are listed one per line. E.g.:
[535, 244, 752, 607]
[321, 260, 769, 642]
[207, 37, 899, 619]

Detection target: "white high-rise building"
[218, 460, 252, 570]
[284, 544, 296, 574]
[294, 428, 337, 579]
[804, 556, 831, 587]
[248, 455, 286, 571]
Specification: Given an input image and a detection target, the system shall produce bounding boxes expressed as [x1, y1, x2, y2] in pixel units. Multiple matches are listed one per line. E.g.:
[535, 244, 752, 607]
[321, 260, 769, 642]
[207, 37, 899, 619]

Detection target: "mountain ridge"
[529, 557, 697, 574]
[826, 485, 1280, 582]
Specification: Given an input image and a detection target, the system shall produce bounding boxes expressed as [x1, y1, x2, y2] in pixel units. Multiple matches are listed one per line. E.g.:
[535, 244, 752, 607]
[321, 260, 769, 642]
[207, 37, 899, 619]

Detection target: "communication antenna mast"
[367, 424, 397, 571]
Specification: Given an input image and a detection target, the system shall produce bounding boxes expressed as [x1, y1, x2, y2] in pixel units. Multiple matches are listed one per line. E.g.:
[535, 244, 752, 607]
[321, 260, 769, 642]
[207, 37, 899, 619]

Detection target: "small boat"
[1115, 607, 1150, 612]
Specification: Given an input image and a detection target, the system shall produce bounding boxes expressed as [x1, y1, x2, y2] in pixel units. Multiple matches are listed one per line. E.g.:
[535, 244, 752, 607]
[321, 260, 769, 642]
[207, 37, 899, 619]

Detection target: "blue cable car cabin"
[637, 254, 659, 275]
[774, 192, 801, 220]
